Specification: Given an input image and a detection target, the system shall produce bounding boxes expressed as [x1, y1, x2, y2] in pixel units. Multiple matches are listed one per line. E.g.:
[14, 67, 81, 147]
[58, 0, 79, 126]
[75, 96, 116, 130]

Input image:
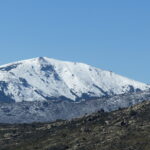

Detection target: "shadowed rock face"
[0, 63, 21, 71]
[0, 81, 14, 102]
[0, 90, 150, 124]
[41, 64, 61, 80]
[0, 91, 14, 102]
[19, 78, 31, 88]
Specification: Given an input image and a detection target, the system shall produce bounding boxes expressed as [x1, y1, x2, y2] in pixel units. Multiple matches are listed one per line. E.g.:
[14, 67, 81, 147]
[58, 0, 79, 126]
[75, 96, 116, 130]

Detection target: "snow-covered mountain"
[0, 57, 149, 102]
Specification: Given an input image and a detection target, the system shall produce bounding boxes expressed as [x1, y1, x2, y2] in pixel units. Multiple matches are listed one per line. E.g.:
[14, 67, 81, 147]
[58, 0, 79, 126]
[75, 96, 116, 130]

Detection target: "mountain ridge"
[0, 57, 149, 102]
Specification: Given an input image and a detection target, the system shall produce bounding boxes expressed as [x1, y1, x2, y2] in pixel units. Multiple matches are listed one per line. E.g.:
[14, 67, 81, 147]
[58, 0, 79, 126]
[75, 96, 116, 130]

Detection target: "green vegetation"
[0, 100, 150, 150]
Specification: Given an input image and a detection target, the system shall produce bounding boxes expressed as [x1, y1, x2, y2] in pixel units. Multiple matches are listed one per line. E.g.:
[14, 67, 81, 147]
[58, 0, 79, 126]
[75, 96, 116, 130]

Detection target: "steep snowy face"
[0, 57, 149, 102]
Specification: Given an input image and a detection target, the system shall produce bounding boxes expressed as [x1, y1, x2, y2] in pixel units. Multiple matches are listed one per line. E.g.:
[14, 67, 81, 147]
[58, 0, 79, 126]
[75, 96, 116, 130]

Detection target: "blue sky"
[0, 0, 150, 83]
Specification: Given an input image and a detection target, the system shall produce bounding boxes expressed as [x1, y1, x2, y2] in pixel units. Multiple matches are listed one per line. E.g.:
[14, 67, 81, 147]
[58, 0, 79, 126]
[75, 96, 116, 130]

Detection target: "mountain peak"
[0, 57, 149, 102]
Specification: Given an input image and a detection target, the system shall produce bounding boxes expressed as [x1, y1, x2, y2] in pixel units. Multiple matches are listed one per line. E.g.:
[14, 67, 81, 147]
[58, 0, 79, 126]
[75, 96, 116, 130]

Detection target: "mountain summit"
[0, 57, 149, 102]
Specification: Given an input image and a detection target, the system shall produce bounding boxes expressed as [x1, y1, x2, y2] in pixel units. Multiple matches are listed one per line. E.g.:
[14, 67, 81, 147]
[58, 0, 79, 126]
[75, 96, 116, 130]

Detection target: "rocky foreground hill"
[0, 100, 150, 150]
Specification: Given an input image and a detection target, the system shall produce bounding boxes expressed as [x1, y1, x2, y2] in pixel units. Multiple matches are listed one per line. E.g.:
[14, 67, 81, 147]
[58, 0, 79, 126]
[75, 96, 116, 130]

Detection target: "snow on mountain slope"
[0, 57, 149, 102]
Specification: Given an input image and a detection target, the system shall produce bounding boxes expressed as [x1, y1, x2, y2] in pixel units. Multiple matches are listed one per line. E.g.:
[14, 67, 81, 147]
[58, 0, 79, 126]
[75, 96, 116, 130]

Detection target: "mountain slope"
[0, 57, 149, 102]
[0, 100, 150, 150]
[0, 90, 150, 123]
